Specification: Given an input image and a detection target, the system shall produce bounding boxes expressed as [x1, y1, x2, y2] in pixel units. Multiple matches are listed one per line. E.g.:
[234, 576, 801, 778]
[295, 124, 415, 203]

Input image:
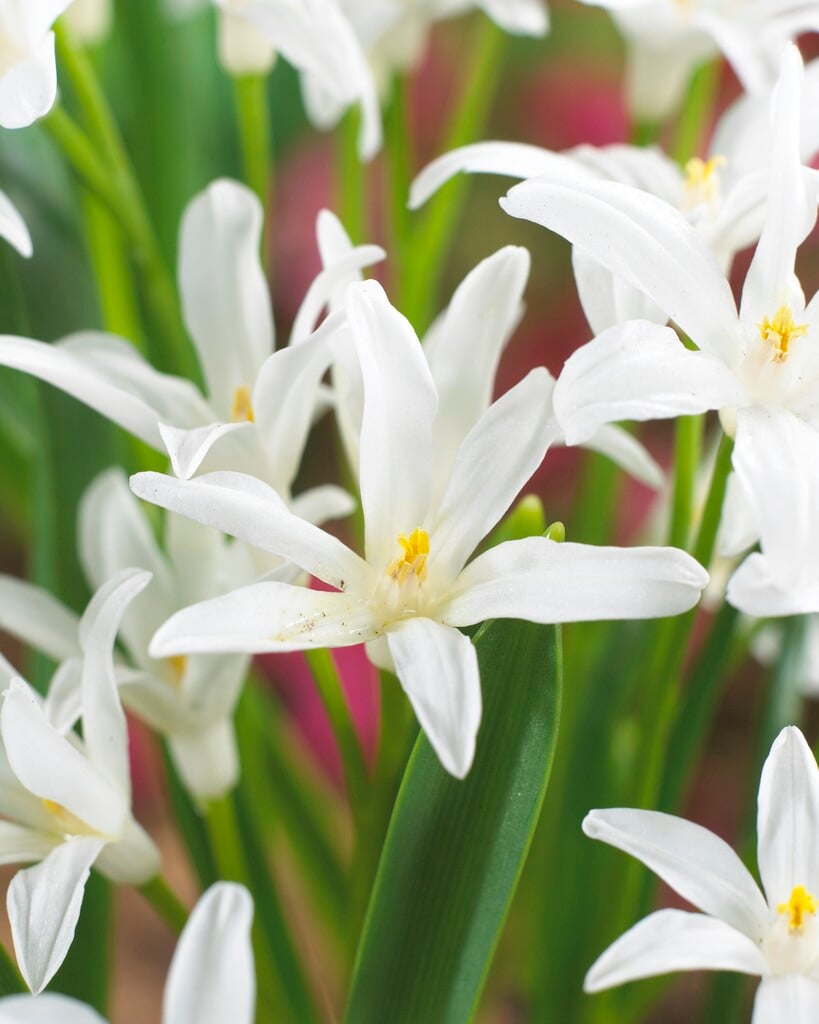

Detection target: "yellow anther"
[387, 528, 430, 584]
[42, 799, 95, 837]
[168, 654, 187, 687]
[684, 155, 726, 205]
[758, 305, 808, 363]
[778, 885, 817, 932]
[231, 385, 255, 423]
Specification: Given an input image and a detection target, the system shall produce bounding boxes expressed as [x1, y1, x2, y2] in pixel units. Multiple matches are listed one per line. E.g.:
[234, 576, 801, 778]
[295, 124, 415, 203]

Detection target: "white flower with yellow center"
[0, 569, 160, 994]
[495, 45, 819, 617]
[583, 726, 819, 1022]
[130, 279, 707, 779]
[576, 0, 819, 122]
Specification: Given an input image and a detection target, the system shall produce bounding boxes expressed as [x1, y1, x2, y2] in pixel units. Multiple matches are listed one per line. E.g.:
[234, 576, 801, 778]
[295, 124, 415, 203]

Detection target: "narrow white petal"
[92, 816, 159, 887]
[163, 883, 255, 1024]
[0, 822, 57, 866]
[129, 471, 371, 592]
[741, 46, 815, 322]
[727, 552, 819, 617]
[426, 246, 530, 480]
[79, 569, 151, 793]
[289, 246, 386, 344]
[150, 583, 380, 657]
[1, 680, 126, 838]
[443, 539, 708, 626]
[44, 658, 83, 735]
[0, 35, 57, 130]
[732, 407, 819, 590]
[756, 726, 819, 909]
[0, 993, 106, 1022]
[178, 179, 273, 417]
[289, 485, 356, 526]
[409, 141, 585, 210]
[387, 618, 481, 779]
[500, 178, 739, 360]
[571, 247, 667, 337]
[8, 838, 104, 994]
[553, 320, 744, 446]
[159, 421, 253, 482]
[585, 909, 766, 994]
[581, 424, 664, 489]
[431, 369, 555, 579]
[0, 576, 80, 662]
[583, 808, 768, 940]
[0, 190, 31, 258]
[752, 976, 819, 1024]
[346, 282, 437, 568]
[476, 0, 548, 35]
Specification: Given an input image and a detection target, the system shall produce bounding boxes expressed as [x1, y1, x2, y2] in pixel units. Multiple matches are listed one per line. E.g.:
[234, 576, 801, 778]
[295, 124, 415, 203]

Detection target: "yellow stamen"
[778, 885, 817, 932]
[168, 654, 187, 687]
[684, 155, 726, 205]
[42, 799, 95, 837]
[387, 528, 430, 584]
[231, 385, 255, 422]
[758, 305, 808, 363]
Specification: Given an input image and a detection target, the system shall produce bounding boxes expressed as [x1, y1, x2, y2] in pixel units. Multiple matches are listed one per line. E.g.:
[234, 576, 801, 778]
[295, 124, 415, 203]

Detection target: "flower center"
[758, 305, 808, 363]
[167, 654, 187, 688]
[683, 155, 725, 208]
[387, 528, 429, 584]
[42, 799, 97, 839]
[231, 385, 255, 422]
[779, 886, 817, 933]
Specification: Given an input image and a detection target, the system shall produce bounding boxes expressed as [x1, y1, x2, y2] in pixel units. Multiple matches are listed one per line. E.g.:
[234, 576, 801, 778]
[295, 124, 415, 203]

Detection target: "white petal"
[741, 46, 815, 323]
[409, 141, 586, 210]
[584, 909, 766, 994]
[159, 421, 254, 482]
[431, 369, 555, 579]
[732, 406, 819, 590]
[0, 190, 31, 257]
[289, 484, 356, 527]
[717, 471, 759, 559]
[163, 882, 255, 1024]
[290, 246, 386, 344]
[178, 179, 273, 418]
[346, 281, 437, 568]
[44, 658, 83, 735]
[756, 726, 819, 908]
[0, 35, 57, 130]
[0, 576, 80, 662]
[0, 993, 106, 1023]
[8, 838, 104, 994]
[500, 178, 739, 360]
[426, 246, 530, 482]
[752, 976, 819, 1024]
[168, 720, 239, 802]
[583, 808, 768, 940]
[553, 320, 744, 446]
[1, 680, 126, 838]
[0, 822, 57, 866]
[92, 816, 159, 886]
[476, 0, 548, 35]
[443, 538, 708, 626]
[387, 618, 481, 779]
[571, 247, 668, 337]
[129, 471, 371, 593]
[150, 583, 380, 656]
[727, 552, 819, 617]
[581, 424, 664, 489]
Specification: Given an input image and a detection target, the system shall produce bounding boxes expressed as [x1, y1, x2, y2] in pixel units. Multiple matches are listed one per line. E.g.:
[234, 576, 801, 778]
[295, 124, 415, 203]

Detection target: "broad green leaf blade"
[344, 618, 562, 1024]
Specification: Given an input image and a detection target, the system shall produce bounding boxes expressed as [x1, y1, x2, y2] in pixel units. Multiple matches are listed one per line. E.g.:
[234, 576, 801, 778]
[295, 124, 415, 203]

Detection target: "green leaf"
[344, 618, 562, 1024]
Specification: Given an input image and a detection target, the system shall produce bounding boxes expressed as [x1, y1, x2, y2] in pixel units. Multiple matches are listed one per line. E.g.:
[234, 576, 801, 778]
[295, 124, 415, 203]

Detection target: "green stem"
[667, 413, 703, 549]
[672, 59, 720, 165]
[204, 792, 250, 884]
[51, 25, 193, 376]
[82, 192, 144, 344]
[402, 18, 506, 332]
[233, 74, 272, 208]
[305, 649, 370, 821]
[138, 875, 190, 935]
[335, 107, 367, 244]
[0, 941, 24, 995]
[384, 77, 412, 300]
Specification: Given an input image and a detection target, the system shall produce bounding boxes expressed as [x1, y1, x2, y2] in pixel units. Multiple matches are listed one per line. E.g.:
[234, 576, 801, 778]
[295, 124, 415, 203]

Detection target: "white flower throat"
[377, 527, 430, 617]
[757, 306, 808, 364]
[765, 885, 819, 975]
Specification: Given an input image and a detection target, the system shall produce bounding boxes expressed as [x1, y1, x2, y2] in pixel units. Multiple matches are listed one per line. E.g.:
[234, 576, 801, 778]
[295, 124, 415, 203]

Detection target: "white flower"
[63, 0, 112, 46]
[131, 279, 707, 779]
[0, 0, 75, 128]
[583, 726, 819, 1022]
[410, 57, 819, 337]
[0, 180, 376, 527]
[0, 190, 31, 256]
[497, 45, 819, 617]
[0, 881, 255, 1020]
[0, 569, 160, 994]
[576, 0, 819, 121]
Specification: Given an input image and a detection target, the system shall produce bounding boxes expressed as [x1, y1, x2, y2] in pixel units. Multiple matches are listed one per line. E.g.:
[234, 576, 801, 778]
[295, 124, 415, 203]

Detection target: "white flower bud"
[65, 0, 113, 47]
[217, 9, 276, 77]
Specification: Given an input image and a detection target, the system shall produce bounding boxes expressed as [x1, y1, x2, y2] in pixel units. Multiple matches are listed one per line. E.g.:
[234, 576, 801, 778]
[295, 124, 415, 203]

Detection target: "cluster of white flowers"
[1, 0, 819, 1017]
